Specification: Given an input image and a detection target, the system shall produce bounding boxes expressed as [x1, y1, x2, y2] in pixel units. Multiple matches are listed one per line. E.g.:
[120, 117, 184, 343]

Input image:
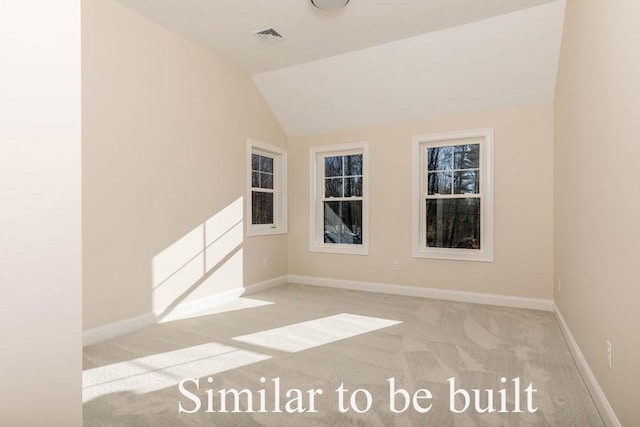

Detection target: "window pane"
[324, 201, 362, 245]
[454, 144, 480, 169]
[454, 170, 479, 194]
[252, 192, 274, 225]
[251, 171, 260, 188]
[427, 146, 452, 171]
[426, 198, 480, 249]
[345, 155, 362, 176]
[325, 178, 343, 198]
[251, 153, 260, 171]
[324, 156, 343, 177]
[428, 171, 452, 195]
[345, 177, 362, 197]
[260, 156, 273, 173]
[260, 172, 273, 189]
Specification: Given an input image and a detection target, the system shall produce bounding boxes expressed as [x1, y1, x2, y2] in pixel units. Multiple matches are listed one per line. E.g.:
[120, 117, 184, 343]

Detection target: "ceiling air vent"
[252, 28, 286, 44]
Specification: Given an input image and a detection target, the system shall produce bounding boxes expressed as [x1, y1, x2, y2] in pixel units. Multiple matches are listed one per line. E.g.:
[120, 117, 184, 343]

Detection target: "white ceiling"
[254, 1, 566, 135]
[115, 0, 566, 135]
[116, 0, 558, 74]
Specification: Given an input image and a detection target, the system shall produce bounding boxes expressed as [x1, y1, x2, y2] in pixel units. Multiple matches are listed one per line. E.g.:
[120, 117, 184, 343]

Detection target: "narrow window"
[310, 142, 369, 255]
[251, 152, 274, 225]
[247, 139, 287, 236]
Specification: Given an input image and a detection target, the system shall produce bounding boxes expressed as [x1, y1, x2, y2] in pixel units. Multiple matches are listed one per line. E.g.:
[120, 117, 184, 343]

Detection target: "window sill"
[247, 226, 287, 237]
[310, 243, 369, 256]
[412, 248, 493, 262]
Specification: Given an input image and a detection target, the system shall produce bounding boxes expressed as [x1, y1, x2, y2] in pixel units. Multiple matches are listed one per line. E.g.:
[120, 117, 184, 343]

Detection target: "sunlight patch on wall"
[205, 199, 244, 272]
[82, 341, 269, 402]
[151, 197, 244, 317]
[182, 247, 244, 305]
[232, 313, 401, 353]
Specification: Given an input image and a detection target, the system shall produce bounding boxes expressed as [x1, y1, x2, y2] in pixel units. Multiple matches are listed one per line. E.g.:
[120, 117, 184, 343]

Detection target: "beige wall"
[554, 1, 640, 424]
[1, 1, 82, 425]
[289, 104, 554, 300]
[83, 0, 287, 330]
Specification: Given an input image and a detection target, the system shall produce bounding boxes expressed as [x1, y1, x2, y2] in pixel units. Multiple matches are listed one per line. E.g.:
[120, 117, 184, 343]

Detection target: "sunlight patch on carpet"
[232, 313, 401, 353]
[83, 342, 270, 402]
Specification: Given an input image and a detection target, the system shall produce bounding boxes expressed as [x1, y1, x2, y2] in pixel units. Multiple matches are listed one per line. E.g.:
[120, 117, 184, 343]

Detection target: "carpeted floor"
[83, 283, 604, 426]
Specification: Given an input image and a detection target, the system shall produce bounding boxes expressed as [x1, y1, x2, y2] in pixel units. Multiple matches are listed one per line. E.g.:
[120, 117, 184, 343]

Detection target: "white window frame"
[247, 139, 287, 236]
[412, 128, 494, 262]
[309, 142, 369, 255]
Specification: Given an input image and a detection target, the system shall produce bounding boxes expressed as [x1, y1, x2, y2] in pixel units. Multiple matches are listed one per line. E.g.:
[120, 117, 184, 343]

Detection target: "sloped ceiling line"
[252, 1, 566, 136]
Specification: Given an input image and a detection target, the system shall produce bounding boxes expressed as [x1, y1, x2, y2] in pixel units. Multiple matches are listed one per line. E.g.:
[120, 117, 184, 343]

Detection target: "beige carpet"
[83, 283, 604, 426]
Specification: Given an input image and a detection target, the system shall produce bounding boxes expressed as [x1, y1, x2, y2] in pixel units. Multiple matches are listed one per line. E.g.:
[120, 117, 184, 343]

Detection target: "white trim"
[412, 128, 494, 262]
[83, 312, 157, 347]
[82, 275, 288, 347]
[287, 275, 553, 312]
[554, 304, 621, 427]
[156, 275, 287, 322]
[309, 141, 370, 256]
[247, 139, 287, 236]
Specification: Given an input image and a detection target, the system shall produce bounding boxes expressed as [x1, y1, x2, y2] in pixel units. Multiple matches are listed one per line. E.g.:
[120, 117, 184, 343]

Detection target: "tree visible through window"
[323, 154, 363, 244]
[310, 142, 369, 255]
[251, 153, 274, 225]
[247, 139, 287, 236]
[426, 144, 481, 249]
[413, 129, 493, 262]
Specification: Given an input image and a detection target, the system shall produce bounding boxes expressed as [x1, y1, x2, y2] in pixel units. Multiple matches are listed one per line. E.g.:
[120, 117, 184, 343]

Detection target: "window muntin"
[413, 129, 493, 261]
[322, 154, 363, 244]
[427, 144, 480, 195]
[310, 143, 369, 255]
[247, 140, 287, 236]
[425, 142, 481, 249]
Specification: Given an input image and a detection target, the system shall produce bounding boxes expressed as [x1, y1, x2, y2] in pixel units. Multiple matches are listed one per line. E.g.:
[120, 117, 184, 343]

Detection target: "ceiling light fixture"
[311, 0, 349, 10]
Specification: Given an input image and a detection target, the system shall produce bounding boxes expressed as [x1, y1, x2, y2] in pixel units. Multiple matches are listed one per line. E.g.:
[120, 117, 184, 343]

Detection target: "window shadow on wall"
[151, 197, 244, 322]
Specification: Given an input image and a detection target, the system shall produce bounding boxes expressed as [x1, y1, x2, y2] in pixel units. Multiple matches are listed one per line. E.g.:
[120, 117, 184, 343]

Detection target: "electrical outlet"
[606, 341, 612, 368]
[392, 261, 400, 271]
[557, 279, 562, 292]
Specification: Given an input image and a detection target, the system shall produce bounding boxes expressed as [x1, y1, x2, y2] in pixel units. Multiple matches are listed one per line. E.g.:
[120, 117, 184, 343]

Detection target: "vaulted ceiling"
[116, 0, 566, 135]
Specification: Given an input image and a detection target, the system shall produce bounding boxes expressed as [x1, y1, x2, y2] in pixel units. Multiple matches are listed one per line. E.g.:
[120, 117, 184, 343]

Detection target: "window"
[412, 129, 493, 261]
[247, 139, 287, 236]
[310, 142, 369, 255]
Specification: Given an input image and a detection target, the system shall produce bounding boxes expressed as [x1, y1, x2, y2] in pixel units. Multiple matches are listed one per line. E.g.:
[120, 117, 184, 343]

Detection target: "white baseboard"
[83, 312, 157, 347]
[84, 274, 552, 345]
[156, 275, 287, 322]
[82, 275, 287, 347]
[554, 304, 621, 427]
[245, 274, 288, 294]
[287, 275, 553, 312]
